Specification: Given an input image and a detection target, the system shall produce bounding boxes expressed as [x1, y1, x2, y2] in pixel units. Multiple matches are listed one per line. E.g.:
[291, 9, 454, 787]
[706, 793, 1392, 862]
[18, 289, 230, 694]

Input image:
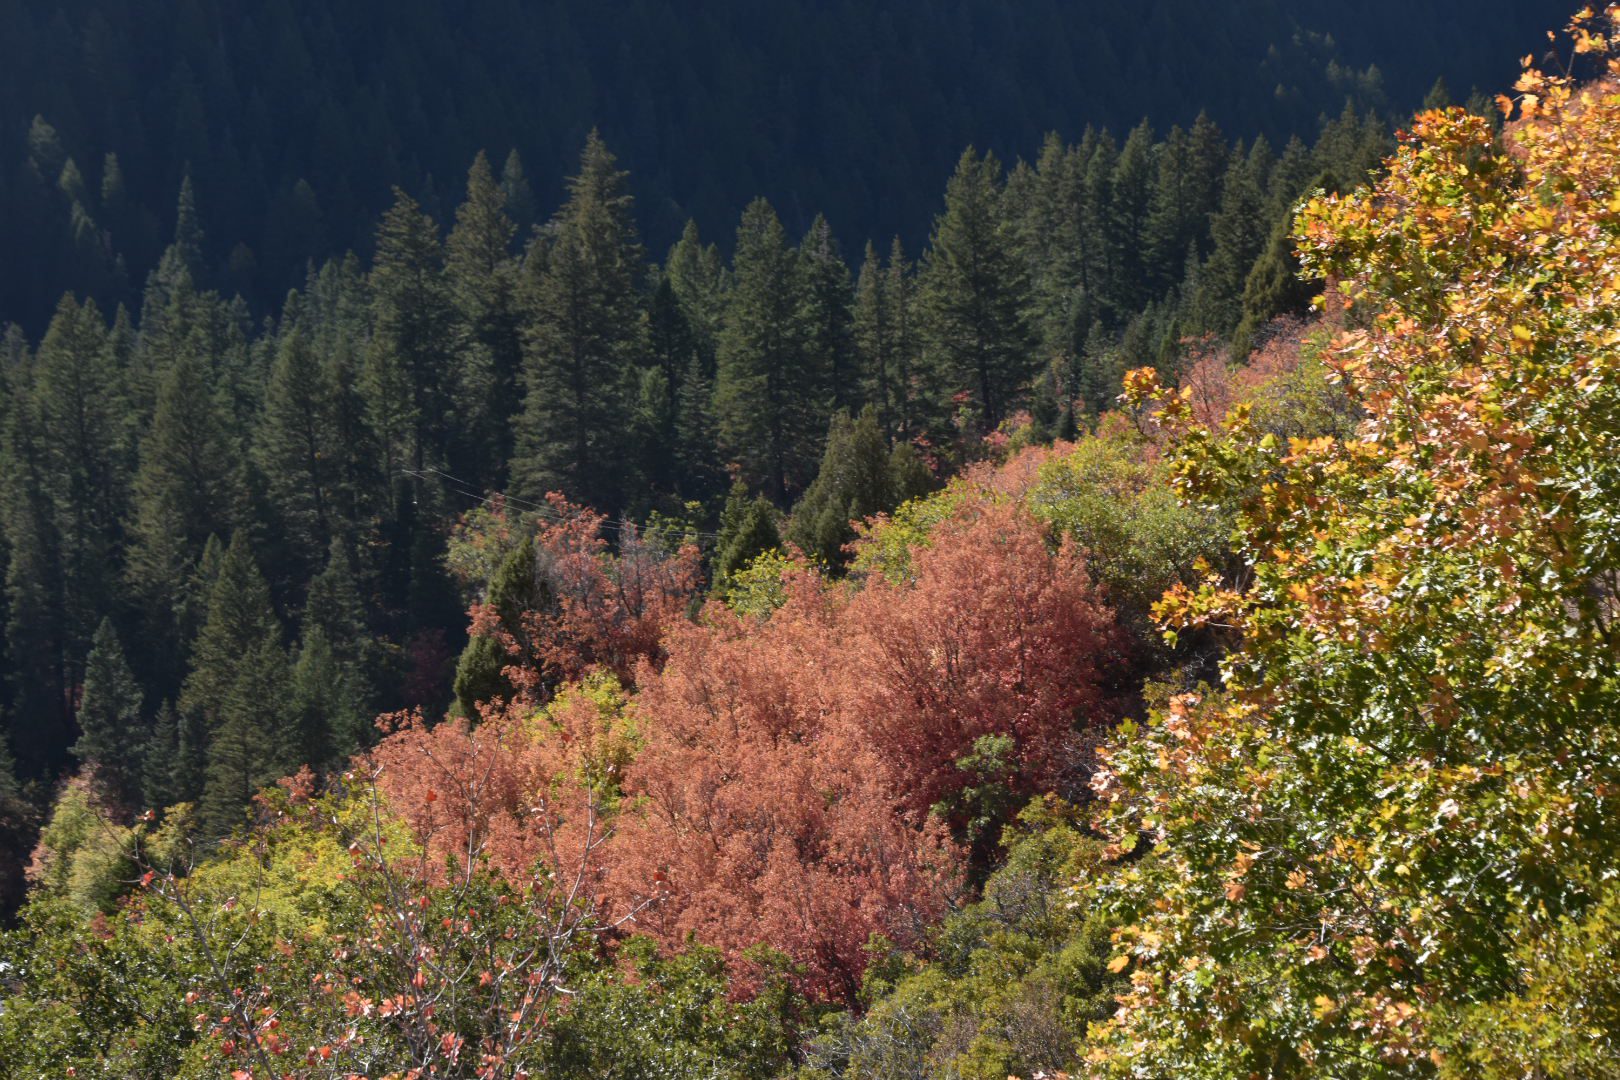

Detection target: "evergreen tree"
[799, 214, 855, 412]
[1231, 170, 1336, 355]
[71, 617, 144, 807]
[499, 149, 538, 236]
[712, 479, 783, 589]
[304, 537, 369, 651]
[141, 699, 182, 809]
[451, 537, 545, 719]
[126, 347, 249, 681]
[917, 149, 1034, 432]
[786, 408, 897, 570]
[1190, 139, 1273, 336]
[674, 350, 724, 507]
[852, 242, 891, 429]
[254, 328, 341, 581]
[198, 632, 291, 835]
[663, 220, 727, 371]
[446, 151, 523, 485]
[638, 277, 697, 497]
[715, 198, 821, 501]
[1018, 133, 1085, 376]
[171, 174, 205, 286]
[513, 132, 647, 509]
[288, 627, 362, 768]
[2, 296, 133, 775]
[884, 238, 920, 436]
[364, 187, 456, 479]
[1106, 120, 1157, 316]
[180, 532, 282, 732]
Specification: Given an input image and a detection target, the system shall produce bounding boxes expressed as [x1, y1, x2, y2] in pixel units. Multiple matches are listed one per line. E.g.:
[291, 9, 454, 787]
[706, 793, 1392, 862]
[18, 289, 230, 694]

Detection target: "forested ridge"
[0, 0, 1566, 332]
[6, 4, 1620, 1079]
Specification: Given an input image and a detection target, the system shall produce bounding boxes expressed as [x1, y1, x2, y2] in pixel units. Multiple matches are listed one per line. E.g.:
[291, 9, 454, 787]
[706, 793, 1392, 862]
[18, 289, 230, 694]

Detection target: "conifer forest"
[9, 2, 1620, 1077]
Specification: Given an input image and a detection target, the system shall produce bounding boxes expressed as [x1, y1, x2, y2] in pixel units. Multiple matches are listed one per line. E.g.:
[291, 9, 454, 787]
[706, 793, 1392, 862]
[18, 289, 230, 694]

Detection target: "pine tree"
[885, 238, 920, 436]
[712, 479, 783, 590]
[1106, 120, 1157, 316]
[304, 537, 368, 651]
[674, 346, 724, 506]
[451, 535, 548, 719]
[1190, 139, 1273, 336]
[799, 214, 854, 412]
[180, 532, 282, 732]
[288, 628, 363, 769]
[126, 348, 249, 679]
[254, 328, 341, 579]
[172, 702, 208, 804]
[364, 187, 456, 479]
[1231, 170, 1336, 356]
[917, 148, 1034, 432]
[2, 296, 133, 775]
[500, 149, 538, 235]
[715, 198, 821, 501]
[198, 632, 291, 835]
[852, 242, 891, 428]
[664, 219, 727, 372]
[786, 408, 896, 570]
[446, 151, 523, 485]
[71, 617, 145, 807]
[512, 132, 647, 509]
[142, 699, 183, 808]
[1019, 133, 1085, 376]
[638, 277, 697, 497]
[171, 173, 205, 286]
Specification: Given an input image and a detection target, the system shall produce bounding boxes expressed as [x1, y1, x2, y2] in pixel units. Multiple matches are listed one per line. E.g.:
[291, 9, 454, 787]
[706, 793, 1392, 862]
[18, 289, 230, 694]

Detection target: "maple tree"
[1090, 11, 1620, 1074]
[461, 493, 702, 708]
[609, 497, 1119, 1001]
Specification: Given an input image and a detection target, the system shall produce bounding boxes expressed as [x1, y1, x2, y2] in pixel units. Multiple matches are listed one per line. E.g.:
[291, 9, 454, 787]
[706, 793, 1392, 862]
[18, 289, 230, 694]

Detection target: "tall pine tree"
[71, 617, 144, 808]
[917, 149, 1034, 432]
[715, 198, 822, 501]
[512, 132, 647, 510]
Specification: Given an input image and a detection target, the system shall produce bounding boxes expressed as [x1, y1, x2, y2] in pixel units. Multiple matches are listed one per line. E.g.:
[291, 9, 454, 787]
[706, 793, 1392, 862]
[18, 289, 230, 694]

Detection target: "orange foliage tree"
[608, 499, 1119, 1001]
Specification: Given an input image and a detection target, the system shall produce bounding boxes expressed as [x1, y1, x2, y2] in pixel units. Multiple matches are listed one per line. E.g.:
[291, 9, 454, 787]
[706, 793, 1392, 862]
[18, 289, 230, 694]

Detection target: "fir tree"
[499, 149, 538, 235]
[712, 479, 783, 589]
[254, 328, 340, 579]
[198, 632, 291, 835]
[917, 149, 1035, 432]
[663, 219, 727, 372]
[125, 347, 248, 691]
[513, 132, 647, 509]
[71, 617, 144, 806]
[799, 214, 854, 412]
[446, 151, 522, 485]
[1190, 139, 1273, 336]
[142, 699, 182, 808]
[786, 408, 896, 570]
[180, 532, 282, 732]
[638, 277, 697, 497]
[715, 198, 821, 501]
[288, 627, 362, 768]
[451, 537, 544, 719]
[364, 187, 456, 479]
[852, 242, 891, 429]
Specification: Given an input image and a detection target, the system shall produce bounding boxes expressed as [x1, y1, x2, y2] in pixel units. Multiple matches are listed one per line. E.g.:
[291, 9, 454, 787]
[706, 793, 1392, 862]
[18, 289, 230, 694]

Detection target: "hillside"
[0, 0, 1567, 331]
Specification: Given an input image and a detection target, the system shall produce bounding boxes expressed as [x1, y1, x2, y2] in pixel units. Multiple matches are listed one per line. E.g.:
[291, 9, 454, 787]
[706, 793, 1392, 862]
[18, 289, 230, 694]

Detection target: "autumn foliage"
[467, 493, 703, 698]
[1091, 13, 1620, 1075]
[613, 499, 1117, 1000]
[372, 489, 1121, 1003]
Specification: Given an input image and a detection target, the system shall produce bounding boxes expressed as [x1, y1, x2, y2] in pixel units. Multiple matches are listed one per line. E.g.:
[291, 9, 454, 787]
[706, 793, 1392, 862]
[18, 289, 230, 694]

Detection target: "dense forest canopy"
[0, 0, 1569, 331]
[5, 3, 1620, 1078]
